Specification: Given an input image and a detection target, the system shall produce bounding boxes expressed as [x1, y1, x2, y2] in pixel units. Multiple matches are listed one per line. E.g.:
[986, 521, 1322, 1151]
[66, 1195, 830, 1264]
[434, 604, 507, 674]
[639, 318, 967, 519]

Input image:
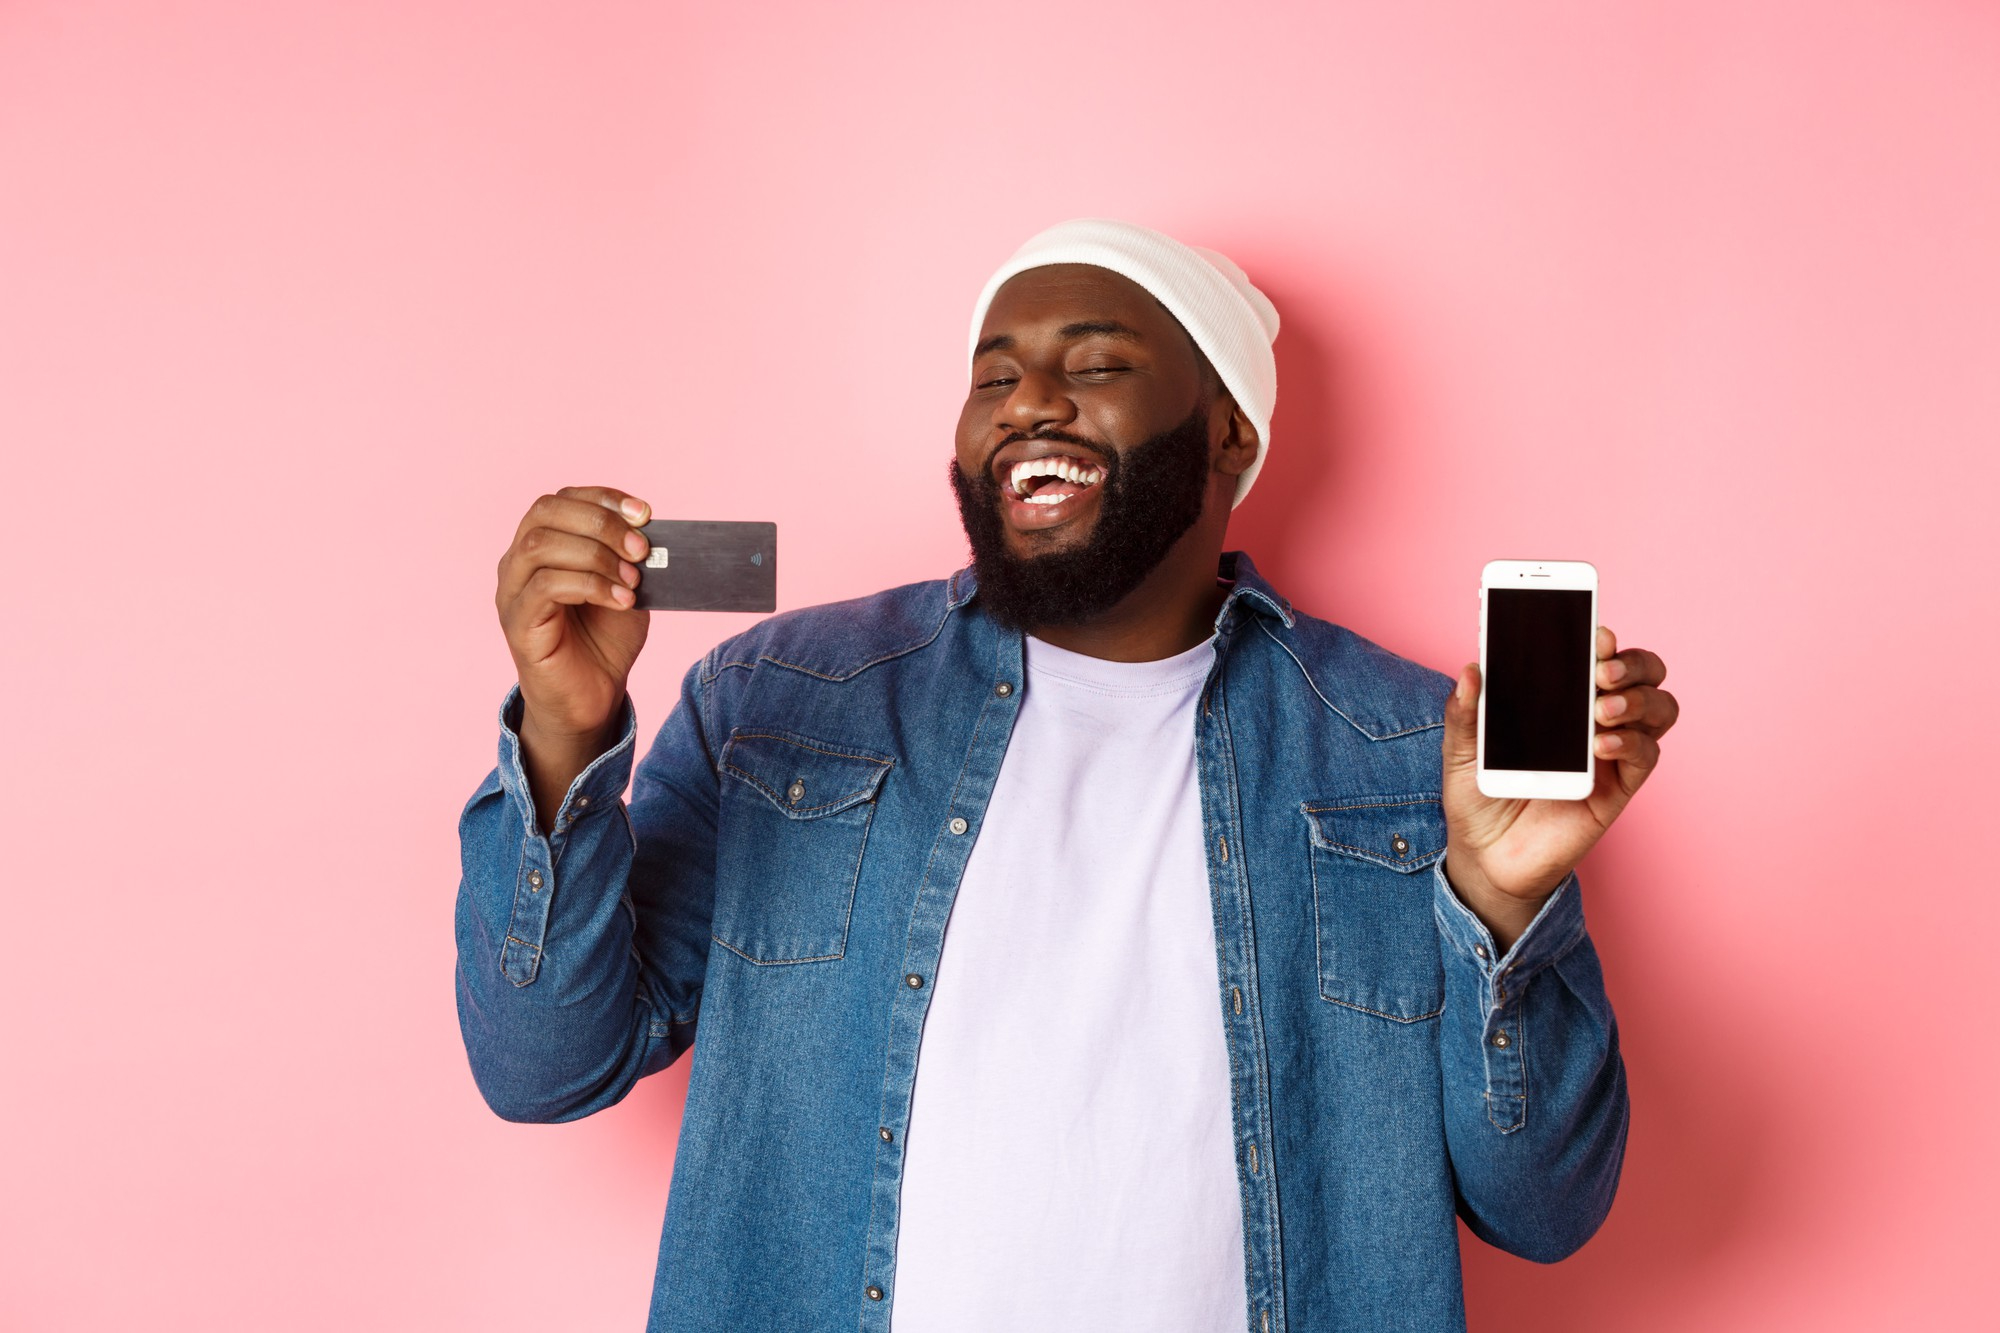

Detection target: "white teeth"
[1008, 456, 1102, 496]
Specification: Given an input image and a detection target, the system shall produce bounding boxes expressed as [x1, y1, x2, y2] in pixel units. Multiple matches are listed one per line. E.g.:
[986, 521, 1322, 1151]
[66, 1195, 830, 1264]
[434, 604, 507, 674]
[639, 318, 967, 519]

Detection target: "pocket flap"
[1301, 794, 1446, 872]
[720, 729, 893, 819]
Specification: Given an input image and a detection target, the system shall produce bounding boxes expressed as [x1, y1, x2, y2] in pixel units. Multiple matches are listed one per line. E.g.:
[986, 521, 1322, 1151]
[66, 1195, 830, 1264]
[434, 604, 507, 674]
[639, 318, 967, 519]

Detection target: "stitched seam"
[1208, 662, 1264, 1318]
[727, 733, 894, 765]
[1210, 652, 1289, 1316]
[1485, 979, 1528, 1132]
[719, 763, 882, 814]
[829, 800, 871, 960]
[1302, 797, 1442, 813]
[718, 732, 894, 812]
[709, 934, 844, 966]
[711, 734, 882, 963]
[858, 634, 1011, 1315]
[1254, 619, 1444, 741]
[503, 934, 542, 955]
[707, 794, 874, 963]
[1321, 994, 1444, 1023]
[1310, 839, 1441, 865]
[1308, 831, 1446, 1023]
[700, 591, 961, 686]
[1301, 798, 1445, 867]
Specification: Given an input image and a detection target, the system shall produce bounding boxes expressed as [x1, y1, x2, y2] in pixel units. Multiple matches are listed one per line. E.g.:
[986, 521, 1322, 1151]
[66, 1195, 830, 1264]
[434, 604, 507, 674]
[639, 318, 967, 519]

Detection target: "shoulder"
[698, 571, 972, 686]
[1255, 606, 1455, 741]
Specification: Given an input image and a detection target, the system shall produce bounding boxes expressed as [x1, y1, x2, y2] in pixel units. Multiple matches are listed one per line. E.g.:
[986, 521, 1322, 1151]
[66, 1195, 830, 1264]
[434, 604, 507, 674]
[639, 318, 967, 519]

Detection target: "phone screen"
[1485, 588, 1592, 772]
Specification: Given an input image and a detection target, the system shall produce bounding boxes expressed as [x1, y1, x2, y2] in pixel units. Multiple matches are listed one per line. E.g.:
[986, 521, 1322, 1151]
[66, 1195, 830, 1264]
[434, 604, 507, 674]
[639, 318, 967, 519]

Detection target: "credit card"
[632, 520, 776, 612]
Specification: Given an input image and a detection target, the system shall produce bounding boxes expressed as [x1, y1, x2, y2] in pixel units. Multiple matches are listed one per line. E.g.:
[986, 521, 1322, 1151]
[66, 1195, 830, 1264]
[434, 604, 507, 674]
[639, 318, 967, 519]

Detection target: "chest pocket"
[713, 729, 893, 965]
[1303, 793, 1447, 1022]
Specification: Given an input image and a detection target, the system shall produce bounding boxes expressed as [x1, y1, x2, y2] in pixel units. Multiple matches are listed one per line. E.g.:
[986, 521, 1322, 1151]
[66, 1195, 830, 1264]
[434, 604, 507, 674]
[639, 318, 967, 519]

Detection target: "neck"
[1027, 521, 1229, 663]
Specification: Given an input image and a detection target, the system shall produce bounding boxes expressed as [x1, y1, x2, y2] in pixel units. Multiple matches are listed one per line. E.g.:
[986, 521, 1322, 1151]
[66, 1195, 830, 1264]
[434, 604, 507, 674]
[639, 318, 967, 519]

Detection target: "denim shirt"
[455, 551, 1628, 1333]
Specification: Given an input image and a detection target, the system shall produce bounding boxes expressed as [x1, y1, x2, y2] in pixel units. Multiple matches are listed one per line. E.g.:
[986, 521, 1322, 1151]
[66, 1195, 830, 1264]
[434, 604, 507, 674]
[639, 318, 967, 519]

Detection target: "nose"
[994, 367, 1076, 439]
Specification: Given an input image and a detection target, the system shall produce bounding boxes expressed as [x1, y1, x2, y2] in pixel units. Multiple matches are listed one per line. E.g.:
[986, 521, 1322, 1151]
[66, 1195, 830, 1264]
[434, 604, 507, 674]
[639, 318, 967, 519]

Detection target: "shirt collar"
[1212, 550, 1296, 633]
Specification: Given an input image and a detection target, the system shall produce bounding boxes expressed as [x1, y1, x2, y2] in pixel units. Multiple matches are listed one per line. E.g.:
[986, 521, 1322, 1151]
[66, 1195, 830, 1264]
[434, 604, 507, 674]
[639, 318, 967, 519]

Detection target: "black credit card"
[632, 520, 776, 612]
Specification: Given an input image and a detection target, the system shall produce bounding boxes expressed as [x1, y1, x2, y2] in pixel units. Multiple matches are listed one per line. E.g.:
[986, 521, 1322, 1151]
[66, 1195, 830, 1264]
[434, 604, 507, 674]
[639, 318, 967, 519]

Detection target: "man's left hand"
[1439, 626, 1678, 951]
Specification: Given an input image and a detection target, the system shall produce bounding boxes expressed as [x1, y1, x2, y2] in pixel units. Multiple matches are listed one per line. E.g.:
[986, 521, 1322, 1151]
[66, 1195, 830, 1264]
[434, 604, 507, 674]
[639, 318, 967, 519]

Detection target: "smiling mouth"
[1005, 454, 1106, 506]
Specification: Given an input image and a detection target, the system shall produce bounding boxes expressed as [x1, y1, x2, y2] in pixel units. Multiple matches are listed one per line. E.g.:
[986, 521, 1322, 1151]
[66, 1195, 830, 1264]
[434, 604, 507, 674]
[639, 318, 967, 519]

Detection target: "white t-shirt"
[890, 633, 1245, 1332]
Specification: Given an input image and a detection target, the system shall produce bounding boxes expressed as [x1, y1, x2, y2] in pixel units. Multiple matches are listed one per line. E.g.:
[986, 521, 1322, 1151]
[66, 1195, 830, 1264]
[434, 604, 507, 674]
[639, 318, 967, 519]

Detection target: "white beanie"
[967, 218, 1280, 508]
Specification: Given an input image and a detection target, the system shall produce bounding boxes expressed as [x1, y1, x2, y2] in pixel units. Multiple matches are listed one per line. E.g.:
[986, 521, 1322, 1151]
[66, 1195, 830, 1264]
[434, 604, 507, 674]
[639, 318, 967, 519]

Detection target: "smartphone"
[1477, 559, 1598, 801]
[632, 520, 777, 612]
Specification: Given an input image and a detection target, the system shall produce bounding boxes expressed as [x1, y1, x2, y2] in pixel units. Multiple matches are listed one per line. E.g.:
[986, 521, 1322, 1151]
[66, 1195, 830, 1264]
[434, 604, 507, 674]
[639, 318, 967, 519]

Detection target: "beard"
[951, 405, 1213, 631]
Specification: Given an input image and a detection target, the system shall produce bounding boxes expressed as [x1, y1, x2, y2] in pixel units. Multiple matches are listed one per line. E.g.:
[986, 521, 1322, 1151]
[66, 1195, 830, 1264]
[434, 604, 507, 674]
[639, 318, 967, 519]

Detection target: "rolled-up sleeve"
[1432, 858, 1629, 1262]
[454, 659, 719, 1123]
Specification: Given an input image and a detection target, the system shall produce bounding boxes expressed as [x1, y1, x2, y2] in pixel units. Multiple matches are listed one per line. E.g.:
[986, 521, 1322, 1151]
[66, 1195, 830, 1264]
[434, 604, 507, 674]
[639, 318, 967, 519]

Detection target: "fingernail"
[1602, 694, 1627, 718]
[1600, 732, 1624, 752]
[620, 498, 649, 523]
[620, 560, 639, 587]
[612, 583, 634, 604]
[624, 530, 648, 559]
[1606, 660, 1627, 683]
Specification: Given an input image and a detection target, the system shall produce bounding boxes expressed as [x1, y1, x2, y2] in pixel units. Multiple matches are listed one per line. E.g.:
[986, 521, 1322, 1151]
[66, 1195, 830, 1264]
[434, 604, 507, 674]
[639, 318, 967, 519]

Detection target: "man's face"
[953, 264, 1234, 628]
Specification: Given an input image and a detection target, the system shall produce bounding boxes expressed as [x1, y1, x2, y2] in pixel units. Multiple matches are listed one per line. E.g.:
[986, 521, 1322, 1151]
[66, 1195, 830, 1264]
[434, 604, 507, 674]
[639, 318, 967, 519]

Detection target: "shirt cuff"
[1432, 854, 1588, 1013]
[495, 684, 639, 844]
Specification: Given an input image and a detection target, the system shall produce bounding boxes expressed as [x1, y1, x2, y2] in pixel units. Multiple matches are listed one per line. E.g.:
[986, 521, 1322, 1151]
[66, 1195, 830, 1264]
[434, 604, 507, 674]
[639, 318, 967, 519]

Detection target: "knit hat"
[967, 218, 1280, 508]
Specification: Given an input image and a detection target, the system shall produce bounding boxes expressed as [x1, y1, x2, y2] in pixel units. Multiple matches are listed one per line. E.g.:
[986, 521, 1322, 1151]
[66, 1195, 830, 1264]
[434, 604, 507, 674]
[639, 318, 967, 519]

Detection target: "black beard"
[951, 406, 1213, 631]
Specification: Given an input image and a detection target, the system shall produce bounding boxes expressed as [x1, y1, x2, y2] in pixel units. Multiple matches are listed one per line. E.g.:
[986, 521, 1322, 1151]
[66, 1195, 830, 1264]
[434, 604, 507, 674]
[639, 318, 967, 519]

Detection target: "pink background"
[4, 2, 1995, 1327]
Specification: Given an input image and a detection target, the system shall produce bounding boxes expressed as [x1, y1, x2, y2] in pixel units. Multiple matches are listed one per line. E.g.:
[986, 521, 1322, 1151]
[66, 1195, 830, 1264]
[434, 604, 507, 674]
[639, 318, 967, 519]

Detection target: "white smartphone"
[1477, 559, 1598, 801]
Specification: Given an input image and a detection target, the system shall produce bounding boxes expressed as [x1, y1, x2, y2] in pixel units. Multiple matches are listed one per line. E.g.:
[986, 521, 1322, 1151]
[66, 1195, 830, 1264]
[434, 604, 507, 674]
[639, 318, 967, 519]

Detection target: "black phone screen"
[1484, 587, 1593, 772]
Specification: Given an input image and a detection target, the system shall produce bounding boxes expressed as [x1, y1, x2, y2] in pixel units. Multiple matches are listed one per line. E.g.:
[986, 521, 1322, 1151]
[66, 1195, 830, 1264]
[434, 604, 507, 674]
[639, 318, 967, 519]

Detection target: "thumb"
[1442, 663, 1480, 773]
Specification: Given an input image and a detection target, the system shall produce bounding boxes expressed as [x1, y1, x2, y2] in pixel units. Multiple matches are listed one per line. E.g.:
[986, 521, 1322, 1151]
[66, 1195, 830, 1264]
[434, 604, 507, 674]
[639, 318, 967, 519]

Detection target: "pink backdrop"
[5, 2, 1995, 1327]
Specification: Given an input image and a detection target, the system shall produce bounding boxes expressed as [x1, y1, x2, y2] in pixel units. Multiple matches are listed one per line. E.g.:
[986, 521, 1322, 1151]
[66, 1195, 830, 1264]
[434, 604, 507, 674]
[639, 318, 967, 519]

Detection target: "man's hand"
[496, 485, 654, 828]
[1439, 626, 1678, 951]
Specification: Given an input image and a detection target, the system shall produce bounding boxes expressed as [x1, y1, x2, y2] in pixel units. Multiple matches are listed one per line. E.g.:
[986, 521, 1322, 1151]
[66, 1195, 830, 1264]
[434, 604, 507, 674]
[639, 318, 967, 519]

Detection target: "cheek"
[954, 400, 988, 471]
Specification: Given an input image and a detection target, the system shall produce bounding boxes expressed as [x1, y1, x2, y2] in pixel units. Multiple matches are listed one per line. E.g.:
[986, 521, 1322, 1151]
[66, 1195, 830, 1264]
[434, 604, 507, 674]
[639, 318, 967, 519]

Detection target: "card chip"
[645, 547, 671, 569]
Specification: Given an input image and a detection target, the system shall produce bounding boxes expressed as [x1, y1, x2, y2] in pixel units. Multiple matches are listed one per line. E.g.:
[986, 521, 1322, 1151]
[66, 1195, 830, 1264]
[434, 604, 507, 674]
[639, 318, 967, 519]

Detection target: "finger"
[1594, 726, 1661, 795]
[1597, 645, 1667, 690]
[499, 528, 640, 604]
[513, 493, 653, 562]
[1594, 684, 1680, 734]
[1442, 663, 1480, 771]
[1596, 625, 1618, 661]
[555, 484, 652, 525]
[512, 565, 636, 623]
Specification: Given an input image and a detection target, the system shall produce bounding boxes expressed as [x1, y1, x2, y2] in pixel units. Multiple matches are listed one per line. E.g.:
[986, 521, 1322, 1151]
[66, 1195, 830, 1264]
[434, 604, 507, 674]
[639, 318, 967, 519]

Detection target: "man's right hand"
[496, 485, 654, 827]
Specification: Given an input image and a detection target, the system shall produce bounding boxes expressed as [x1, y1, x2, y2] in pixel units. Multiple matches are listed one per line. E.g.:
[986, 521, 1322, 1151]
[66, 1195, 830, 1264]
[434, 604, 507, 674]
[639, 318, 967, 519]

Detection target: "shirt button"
[574, 795, 590, 809]
[994, 681, 1013, 697]
[948, 816, 968, 835]
[866, 1285, 884, 1301]
[1391, 834, 1409, 857]
[905, 973, 924, 989]
[527, 870, 543, 890]
[880, 1127, 893, 1142]
[1473, 944, 1489, 960]
[787, 780, 806, 805]
[1491, 1031, 1511, 1049]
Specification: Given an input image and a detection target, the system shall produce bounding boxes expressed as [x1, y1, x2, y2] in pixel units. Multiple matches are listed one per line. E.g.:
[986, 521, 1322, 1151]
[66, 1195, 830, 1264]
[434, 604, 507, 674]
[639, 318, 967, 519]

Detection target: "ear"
[1210, 395, 1259, 477]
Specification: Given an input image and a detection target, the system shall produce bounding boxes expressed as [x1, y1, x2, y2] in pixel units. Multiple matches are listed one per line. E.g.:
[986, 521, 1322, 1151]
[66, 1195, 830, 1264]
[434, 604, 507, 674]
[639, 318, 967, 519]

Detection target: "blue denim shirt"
[455, 551, 1628, 1333]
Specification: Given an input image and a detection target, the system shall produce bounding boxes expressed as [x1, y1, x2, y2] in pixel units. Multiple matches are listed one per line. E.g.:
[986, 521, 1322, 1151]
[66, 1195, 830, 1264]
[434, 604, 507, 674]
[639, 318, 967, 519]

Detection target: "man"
[456, 218, 1677, 1332]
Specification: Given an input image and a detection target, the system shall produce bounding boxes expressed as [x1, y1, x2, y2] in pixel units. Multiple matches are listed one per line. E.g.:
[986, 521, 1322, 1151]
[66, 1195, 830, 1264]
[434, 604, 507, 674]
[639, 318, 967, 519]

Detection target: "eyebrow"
[973, 320, 1147, 359]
